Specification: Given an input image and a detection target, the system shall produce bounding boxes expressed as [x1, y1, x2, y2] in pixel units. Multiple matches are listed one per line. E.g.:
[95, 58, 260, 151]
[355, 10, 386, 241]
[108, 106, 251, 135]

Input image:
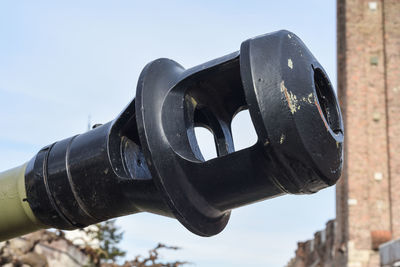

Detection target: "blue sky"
[0, 1, 336, 266]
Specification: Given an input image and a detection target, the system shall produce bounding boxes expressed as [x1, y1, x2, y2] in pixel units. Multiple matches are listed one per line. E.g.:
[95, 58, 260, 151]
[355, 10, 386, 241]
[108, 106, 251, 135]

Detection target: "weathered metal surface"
[1, 30, 344, 240]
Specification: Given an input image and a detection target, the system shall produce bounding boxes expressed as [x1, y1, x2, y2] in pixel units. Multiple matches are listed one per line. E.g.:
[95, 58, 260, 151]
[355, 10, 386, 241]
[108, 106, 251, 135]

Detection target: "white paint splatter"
[288, 58, 293, 69]
[279, 134, 285, 144]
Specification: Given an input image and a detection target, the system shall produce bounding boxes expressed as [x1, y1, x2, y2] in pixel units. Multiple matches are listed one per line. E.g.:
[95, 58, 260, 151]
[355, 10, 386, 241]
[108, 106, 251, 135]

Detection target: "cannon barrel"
[0, 30, 343, 240]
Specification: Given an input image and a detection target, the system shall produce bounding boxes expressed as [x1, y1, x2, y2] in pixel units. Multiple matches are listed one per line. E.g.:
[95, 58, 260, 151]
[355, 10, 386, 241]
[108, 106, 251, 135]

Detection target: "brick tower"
[286, 1, 399, 266]
[336, 0, 400, 266]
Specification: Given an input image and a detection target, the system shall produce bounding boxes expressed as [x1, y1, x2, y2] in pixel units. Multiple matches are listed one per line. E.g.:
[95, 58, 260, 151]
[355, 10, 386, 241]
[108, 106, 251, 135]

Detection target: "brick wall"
[336, 1, 392, 265]
[336, 0, 400, 265]
[286, 220, 336, 267]
[383, 0, 400, 240]
[288, 1, 399, 266]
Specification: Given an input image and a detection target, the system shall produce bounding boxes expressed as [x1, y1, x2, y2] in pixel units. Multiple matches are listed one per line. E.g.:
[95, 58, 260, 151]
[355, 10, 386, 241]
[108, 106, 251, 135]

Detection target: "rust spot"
[280, 81, 300, 114]
[281, 81, 290, 104]
[315, 99, 329, 130]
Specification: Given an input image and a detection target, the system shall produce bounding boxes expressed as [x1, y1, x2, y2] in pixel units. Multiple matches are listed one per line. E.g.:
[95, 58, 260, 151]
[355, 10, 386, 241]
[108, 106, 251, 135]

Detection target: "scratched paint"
[280, 81, 300, 114]
[280, 134, 285, 144]
[288, 59, 293, 69]
[301, 93, 314, 104]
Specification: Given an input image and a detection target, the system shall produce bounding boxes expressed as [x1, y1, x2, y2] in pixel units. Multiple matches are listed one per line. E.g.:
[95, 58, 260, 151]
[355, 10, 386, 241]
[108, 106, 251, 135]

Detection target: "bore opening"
[313, 67, 342, 134]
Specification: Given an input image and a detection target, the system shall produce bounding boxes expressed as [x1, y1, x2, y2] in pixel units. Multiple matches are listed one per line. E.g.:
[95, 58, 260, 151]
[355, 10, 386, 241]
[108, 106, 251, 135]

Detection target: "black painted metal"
[25, 30, 344, 236]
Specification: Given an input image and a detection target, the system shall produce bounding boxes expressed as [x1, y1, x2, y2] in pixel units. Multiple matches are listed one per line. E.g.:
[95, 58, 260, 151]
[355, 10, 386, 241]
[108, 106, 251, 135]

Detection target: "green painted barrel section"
[0, 163, 45, 241]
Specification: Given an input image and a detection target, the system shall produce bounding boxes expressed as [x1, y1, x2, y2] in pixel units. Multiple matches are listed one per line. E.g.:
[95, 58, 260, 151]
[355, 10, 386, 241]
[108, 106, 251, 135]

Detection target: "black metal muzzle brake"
[25, 30, 344, 236]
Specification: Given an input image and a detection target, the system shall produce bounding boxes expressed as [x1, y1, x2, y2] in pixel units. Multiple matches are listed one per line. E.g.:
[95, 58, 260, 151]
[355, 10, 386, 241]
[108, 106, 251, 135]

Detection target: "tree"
[79, 220, 188, 267]
[120, 243, 188, 267]
[0, 221, 188, 267]
[96, 220, 126, 263]
[77, 220, 126, 266]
